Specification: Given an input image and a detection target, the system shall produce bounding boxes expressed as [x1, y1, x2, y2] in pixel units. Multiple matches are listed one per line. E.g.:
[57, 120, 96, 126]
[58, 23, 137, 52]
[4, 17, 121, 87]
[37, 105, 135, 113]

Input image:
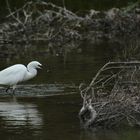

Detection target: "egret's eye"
[0, 61, 42, 94]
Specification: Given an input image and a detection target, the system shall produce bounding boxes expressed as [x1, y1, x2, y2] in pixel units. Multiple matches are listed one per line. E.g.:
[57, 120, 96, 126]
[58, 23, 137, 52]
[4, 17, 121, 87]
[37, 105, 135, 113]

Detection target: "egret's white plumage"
[0, 61, 42, 93]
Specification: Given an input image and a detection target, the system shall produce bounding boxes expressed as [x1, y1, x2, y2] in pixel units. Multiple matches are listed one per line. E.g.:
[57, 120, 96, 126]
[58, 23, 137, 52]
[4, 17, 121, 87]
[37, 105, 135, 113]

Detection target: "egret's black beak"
[38, 64, 42, 69]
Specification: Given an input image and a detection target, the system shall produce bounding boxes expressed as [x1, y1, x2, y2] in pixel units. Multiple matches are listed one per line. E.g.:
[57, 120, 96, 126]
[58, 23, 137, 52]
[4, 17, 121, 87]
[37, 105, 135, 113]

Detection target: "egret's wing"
[0, 64, 27, 85]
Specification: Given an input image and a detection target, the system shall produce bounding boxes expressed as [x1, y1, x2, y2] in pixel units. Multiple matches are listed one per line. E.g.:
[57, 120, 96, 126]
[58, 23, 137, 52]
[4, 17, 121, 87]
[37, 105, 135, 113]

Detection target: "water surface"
[0, 17, 139, 140]
[0, 40, 139, 139]
[0, 94, 140, 140]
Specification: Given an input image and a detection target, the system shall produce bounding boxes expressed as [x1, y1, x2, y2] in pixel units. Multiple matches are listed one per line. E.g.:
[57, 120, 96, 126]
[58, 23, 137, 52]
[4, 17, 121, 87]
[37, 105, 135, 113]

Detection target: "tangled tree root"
[0, 1, 140, 48]
[1, 1, 82, 46]
[79, 62, 140, 129]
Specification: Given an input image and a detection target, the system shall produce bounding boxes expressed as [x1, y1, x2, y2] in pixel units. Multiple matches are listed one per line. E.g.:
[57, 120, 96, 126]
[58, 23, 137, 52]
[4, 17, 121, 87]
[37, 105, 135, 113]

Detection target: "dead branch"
[1, 0, 140, 51]
[79, 61, 140, 128]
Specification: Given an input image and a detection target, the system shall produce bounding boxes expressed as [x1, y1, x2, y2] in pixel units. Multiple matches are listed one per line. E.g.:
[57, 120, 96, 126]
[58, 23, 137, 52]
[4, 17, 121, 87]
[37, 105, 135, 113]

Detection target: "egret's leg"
[6, 86, 10, 93]
[12, 89, 15, 95]
[12, 85, 16, 95]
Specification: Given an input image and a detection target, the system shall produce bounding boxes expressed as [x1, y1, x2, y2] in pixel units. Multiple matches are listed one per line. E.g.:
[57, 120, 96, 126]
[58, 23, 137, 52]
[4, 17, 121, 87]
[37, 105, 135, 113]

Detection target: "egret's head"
[28, 61, 42, 69]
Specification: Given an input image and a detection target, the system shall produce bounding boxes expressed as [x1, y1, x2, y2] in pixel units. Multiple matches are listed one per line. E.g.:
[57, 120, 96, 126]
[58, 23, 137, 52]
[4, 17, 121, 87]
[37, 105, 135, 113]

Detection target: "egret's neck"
[25, 66, 37, 81]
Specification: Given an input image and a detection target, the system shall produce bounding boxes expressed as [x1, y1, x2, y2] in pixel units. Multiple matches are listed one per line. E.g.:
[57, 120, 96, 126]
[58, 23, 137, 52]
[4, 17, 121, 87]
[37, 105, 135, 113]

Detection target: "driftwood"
[2, 1, 82, 45]
[79, 61, 140, 128]
[0, 1, 140, 53]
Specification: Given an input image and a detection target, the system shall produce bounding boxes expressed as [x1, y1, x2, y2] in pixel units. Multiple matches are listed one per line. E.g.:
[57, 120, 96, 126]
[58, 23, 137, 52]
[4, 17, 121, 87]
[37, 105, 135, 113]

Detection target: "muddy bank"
[0, 1, 140, 55]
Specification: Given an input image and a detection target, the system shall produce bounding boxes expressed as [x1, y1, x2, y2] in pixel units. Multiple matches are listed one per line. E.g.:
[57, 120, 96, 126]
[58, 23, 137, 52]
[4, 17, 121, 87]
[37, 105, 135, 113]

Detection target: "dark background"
[0, 0, 138, 18]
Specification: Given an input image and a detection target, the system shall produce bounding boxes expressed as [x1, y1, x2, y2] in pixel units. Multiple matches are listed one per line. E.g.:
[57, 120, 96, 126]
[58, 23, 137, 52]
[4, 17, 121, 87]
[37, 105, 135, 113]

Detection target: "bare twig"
[79, 61, 140, 128]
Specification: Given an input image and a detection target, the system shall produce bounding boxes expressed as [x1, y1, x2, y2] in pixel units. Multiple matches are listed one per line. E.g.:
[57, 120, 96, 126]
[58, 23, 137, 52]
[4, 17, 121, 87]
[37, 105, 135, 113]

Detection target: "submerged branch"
[79, 61, 140, 128]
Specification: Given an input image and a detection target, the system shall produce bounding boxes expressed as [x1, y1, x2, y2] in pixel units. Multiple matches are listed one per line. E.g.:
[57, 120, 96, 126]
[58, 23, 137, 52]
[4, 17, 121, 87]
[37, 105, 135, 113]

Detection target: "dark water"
[0, 95, 140, 140]
[0, 42, 114, 84]
[0, 95, 81, 140]
[0, 42, 140, 140]
[0, 0, 139, 139]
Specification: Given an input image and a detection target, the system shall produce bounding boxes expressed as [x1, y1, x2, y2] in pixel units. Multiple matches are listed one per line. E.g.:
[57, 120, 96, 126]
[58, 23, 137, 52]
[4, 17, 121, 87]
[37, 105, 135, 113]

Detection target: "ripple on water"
[0, 84, 78, 97]
[0, 98, 43, 137]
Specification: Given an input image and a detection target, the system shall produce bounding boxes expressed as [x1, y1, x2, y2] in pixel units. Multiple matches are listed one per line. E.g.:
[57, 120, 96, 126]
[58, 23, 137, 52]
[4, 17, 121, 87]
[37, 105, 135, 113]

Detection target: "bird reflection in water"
[0, 98, 43, 130]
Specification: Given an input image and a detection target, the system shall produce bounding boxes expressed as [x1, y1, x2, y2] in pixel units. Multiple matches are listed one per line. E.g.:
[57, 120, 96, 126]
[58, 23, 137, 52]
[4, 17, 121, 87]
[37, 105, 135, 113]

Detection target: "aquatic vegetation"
[79, 61, 140, 128]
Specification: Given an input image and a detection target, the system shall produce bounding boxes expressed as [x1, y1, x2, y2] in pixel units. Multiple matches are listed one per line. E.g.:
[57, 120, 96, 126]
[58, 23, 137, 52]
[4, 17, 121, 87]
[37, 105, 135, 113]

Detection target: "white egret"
[0, 61, 42, 94]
